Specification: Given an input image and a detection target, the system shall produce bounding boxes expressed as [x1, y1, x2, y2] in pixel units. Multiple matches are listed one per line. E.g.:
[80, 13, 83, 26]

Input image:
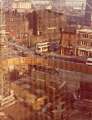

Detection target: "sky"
[2, 0, 87, 10]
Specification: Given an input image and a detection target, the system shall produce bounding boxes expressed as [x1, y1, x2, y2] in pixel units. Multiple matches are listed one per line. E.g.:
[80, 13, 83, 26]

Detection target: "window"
[10, 18, 14, 22]
[80, 50, 88, 56]
[81, 41, 88, 46]
[81, 33, 89, 38]
[89, 35, 92, 39]
[37, 48, 41, 50]
[90, 43, 92, 47]
[42, 47, 48, 50]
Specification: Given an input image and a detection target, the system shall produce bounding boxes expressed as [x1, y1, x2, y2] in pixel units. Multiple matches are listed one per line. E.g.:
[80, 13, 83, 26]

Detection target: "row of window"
[16, 33, 29, 39]
[80, 41, 92, 47]
[79, 33, 92, 39]
[79, 50, 92, 57]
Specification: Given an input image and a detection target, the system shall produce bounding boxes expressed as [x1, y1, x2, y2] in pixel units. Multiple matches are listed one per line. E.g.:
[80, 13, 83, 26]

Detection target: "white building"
[12, 0, 52, 11]
[52, 0, 65, 11]
[77, 28, 92, 57]
[31, 0, 52, 10]
[12, 0, 32, 12]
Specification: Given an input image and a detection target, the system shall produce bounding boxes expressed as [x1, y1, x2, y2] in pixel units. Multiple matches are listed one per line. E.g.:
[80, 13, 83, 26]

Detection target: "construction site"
[0, 0, 92, 120]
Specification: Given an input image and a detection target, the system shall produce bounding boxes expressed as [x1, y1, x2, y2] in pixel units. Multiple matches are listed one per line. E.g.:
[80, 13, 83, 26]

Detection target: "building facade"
[12, 0, 32, 12]
[60, 26, 92, 58]
[5, 10, 30, 44]
[32, 0, 52, 10]
[52, 0, 65, 11]
[85, 0, 92, 26]
[60, 26, 77, 56]
[27, 9, 67, 43]
[76, 28, 92, 57]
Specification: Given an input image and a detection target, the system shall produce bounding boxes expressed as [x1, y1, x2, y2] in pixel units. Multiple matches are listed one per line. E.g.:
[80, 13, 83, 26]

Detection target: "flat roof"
[62, 26, 76, 34]
[77, 29, 92, 33]
[78, 47, 92, 52]
[87, 58, 92, 61]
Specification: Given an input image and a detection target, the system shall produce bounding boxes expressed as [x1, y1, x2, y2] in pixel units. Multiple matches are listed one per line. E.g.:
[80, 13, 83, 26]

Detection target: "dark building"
[60, 26, 77, 56]
[27, 11, 38, 36]
[26, 9, 66, 42]
[5, 10, 29, 43]
[80, 81, 92, 99]
[85, 0, 92, 26]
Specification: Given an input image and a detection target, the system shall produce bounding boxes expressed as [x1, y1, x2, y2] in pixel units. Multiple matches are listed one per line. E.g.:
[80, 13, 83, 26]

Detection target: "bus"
[86, 58, 92, 65]
[35, 42, 50, 55]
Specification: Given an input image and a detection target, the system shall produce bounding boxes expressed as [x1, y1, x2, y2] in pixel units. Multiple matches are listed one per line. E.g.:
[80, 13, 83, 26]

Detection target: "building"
[76, 28, 92, 57]
[52, 0, 65, 11]
[3, 0, 13, 10]
[5, 8, 66, 47]
[60, 26, 77, 56]
[85, 0, 92, 26]
[5, 10, 30, 44]
[12, 0, 52, 12]
[27, 9, 67, 43]
[5, 9, 66, 47]
[12, 0, 32, 12]
[32, 0, 52, 10]
[60, 27, 92, 57]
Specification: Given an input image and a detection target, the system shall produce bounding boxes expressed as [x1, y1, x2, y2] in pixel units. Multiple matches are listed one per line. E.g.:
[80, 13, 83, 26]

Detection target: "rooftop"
[62, 26, 76, 34]
[77, 28, 92, 33]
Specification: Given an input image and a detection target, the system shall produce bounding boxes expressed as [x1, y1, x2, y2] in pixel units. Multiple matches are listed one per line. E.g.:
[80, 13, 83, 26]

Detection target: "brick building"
[5, 10, 30, 44]
[5, 9, 66, 47]
[76, 28, 92, 57]
[60, 27, 92, 58]
[60, 26, 77, 56]
[27, 9, 67, 43]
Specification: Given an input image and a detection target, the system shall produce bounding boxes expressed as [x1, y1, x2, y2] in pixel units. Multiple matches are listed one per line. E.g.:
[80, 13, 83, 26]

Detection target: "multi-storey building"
[5, 10, 30, 44]
[60, 26, 92, 58]
[27, 9, 66, 43]
[85, 0, 92, 26]
[52, 0, 65, 11]
[32, 0, 52, 10]
[12, 0, 32, 12]
[76, 28, 92, 57]
[60, 26, 77, 56]
[5, 9, 66, 47]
